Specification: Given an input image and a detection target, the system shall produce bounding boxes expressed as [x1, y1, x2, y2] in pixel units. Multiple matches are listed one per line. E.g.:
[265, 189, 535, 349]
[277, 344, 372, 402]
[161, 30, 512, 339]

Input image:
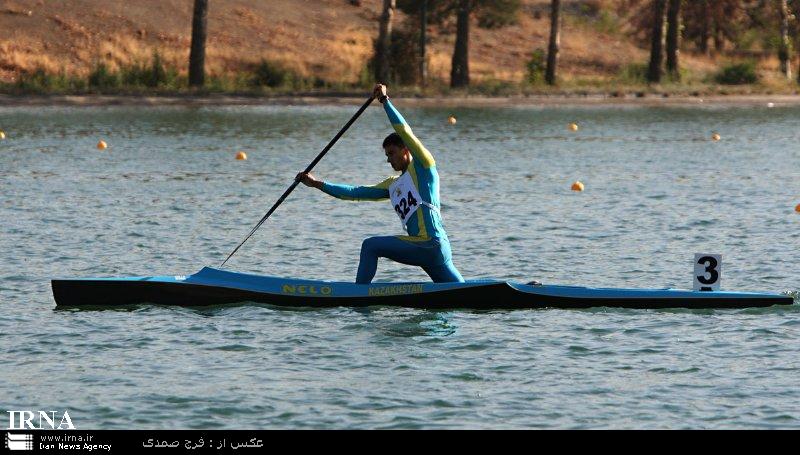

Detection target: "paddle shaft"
[220, 96, 375, 267]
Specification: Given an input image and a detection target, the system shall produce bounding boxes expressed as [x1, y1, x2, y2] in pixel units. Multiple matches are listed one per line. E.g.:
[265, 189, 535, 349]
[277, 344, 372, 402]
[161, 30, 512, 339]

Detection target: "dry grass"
[0, 0, 797, 92]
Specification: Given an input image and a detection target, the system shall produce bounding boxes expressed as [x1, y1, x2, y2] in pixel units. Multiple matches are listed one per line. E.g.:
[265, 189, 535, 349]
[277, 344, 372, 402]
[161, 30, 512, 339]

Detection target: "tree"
[188, 0, 209, 87]
[419, 0, 428, 86]
[779, 0, 792, 79]
[665, 0, 681, 79]
[681, 0, 747, 55]
[794, 3, 800, 84]
[450, 0, 470, 87]
[626, 0, 746, 56]
[396, 0, 518, 88]
[376, 0, 396, 83]
[396, 0, 458, 85]
[545, 0, 561, 85]
[647, 0, 667, 83]
[697, 0, 711, 54]
[450, 0, 520, 87]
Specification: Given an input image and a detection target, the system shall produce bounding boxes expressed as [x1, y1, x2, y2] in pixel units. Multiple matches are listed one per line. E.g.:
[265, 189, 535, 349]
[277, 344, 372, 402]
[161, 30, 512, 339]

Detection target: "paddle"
[220, 95, 375, 267]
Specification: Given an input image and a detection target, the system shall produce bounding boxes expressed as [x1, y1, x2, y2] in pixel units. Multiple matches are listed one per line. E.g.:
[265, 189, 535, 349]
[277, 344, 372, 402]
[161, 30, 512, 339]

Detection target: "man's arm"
[372, 84, 435, 169]
[321, 177, 396, 201]
[382, 99, 435, 169]
[298, 172, 396, 201]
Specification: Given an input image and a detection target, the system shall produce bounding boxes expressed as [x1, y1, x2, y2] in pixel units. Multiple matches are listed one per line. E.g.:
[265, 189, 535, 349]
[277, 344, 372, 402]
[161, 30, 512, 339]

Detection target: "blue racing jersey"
[321, 99, 446, 242]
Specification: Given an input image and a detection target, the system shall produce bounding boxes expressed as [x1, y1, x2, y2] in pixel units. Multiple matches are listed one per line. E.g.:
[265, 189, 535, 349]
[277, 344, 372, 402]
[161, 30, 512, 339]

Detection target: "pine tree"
[779, 0, 792, 79]
[545, 0, 561, 85]
[647, 0, 667, 83]
[376, 0, 397, 83]
[188, 0, 209, 87]
[450, 0, 471, 87]
[665, 0, 681, 79]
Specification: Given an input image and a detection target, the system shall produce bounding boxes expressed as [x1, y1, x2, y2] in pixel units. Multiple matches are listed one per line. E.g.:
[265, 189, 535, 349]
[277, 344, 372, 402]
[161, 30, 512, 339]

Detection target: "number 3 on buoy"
[694, 253, 721, 291]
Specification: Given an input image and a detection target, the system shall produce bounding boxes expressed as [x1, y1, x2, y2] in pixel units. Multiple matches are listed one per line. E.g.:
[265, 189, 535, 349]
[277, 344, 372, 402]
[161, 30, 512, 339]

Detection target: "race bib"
[389, 172, 423, 226]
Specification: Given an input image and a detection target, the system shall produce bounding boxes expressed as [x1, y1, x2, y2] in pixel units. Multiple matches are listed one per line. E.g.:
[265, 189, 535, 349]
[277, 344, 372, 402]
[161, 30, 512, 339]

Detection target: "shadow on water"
[53, 290, 798, 316]
[53, 300, 324, 314]
[55, 301, 462, 338]
[54, 304, 144, 313]
[560, 298, 799, 316]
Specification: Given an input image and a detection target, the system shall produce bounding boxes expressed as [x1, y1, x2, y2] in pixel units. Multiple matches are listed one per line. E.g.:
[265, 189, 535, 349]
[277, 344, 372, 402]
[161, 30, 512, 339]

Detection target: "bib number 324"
[394, 191, 418, 219]
[693, 253, 721, 291]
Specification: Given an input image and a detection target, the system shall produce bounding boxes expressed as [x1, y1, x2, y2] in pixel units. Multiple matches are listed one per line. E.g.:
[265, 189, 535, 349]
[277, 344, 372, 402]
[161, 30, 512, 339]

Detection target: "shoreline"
[2, 92, 800, 108]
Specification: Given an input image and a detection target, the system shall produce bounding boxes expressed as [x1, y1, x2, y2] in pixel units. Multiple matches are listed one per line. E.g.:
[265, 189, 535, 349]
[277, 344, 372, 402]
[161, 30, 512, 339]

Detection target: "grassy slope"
[0, 0, 795, 93]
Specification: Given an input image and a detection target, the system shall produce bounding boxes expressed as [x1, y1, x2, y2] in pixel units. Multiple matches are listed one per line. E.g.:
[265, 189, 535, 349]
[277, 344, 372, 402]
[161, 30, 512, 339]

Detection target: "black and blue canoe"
[51, 267, 793, 309]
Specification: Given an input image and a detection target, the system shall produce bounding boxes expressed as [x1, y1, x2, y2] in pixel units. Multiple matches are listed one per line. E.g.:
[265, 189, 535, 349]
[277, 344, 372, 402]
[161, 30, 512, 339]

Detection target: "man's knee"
[360, 236, 384, 255]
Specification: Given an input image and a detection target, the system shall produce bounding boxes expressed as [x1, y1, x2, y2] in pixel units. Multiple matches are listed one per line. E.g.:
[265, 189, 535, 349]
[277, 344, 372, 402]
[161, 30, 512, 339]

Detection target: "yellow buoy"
[235, 151, 247, 160]
[0, 131, 5, 140]
[97, 140, 107, 150]
[569, 123, 579, 132]
[447, 116, 457, 125]
[711, 133, 721, 141]
[571, 181, 585, 192]
[767, 102, 775, 108]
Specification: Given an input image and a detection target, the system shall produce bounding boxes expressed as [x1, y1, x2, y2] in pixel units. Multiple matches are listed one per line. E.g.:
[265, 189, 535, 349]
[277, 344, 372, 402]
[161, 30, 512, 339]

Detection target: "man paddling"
[297, 84, 464, 284]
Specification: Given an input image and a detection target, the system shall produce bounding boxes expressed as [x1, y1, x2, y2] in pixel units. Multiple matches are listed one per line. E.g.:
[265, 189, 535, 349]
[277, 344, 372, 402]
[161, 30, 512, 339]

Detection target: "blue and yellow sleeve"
[384, 99, 435, 168]
[321, 176, 397, 201]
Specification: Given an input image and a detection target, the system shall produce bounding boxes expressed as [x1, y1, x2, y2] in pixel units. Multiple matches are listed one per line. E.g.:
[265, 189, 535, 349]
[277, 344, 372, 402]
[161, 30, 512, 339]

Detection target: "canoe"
[51, 267, 793, 309]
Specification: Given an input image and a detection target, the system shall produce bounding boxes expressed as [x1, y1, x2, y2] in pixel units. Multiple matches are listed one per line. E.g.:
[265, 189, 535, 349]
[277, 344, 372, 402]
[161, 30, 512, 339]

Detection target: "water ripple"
[1, 105, 799, 429]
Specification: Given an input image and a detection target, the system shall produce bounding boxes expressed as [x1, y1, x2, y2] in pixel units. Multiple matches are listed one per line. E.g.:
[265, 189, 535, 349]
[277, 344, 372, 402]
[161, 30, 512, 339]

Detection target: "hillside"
[0, 0, 790, 91]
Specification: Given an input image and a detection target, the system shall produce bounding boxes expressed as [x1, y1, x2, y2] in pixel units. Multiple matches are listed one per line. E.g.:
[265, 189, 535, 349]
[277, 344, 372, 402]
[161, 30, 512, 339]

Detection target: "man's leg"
[420, 238, 464, 283]
[423, 259, 465, 283]
[356, 236, 437, 284]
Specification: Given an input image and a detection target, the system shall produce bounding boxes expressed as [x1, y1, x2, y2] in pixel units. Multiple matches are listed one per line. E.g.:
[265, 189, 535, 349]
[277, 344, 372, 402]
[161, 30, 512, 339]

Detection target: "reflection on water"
[379, 312, 458, 338]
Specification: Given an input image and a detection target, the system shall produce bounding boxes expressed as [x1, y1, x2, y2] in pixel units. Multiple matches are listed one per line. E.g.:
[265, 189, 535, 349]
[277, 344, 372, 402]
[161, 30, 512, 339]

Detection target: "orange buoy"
[97, 140, 107, 150]
[711, 133, 721, 141]
[235, 151, 247, 160]
[571, 181, 585, 192]
[447, 116, 457, 125]
[795, 203, 800, 213]
[568, 123, 579, 132]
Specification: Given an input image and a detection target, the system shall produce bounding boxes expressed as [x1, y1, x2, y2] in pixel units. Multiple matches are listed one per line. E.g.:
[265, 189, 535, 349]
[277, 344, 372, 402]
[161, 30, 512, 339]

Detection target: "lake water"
[1, 101, 798, 429]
